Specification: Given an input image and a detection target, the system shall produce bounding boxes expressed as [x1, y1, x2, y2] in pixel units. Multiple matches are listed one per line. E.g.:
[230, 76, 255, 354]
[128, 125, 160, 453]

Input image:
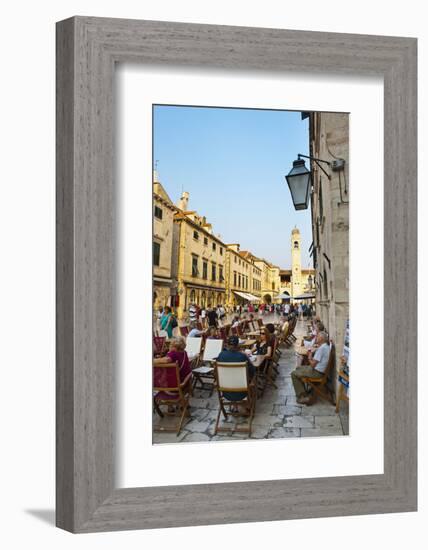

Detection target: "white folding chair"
[185, 336, 203, 364]
[192, 338, 223, 394]
[213, 361, 256, 436]
[202, 339, 224, 362]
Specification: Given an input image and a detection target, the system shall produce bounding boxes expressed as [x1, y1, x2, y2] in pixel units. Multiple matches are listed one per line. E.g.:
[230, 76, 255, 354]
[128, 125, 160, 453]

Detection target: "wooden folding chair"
[250, 321, 259, 332]
[258, 355, 278, 396]
[213, 361, 256, 436]
[270, 336, 280, 375]
[288, 317, 297, 341]
[192, 338, 224, 395]
[153, 336, 166, 357]
[301, 343, 336, 405]
[219, 327, 228, 342]
[179, 325, 189, 337]
[153, 362, 192, 435]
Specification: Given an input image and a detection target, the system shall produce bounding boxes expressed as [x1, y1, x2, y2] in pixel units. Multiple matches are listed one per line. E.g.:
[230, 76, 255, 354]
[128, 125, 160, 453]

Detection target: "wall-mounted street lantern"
[284, 158, 311, 210]
[285, 153, 345, 211]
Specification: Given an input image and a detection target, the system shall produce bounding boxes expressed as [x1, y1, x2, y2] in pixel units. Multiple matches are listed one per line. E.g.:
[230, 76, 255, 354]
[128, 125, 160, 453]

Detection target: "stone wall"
[310, 112, 349, 411]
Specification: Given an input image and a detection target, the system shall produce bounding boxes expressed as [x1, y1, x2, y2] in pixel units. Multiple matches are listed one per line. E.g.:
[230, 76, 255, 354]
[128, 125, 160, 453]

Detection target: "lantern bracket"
[297, 154, 331, 180]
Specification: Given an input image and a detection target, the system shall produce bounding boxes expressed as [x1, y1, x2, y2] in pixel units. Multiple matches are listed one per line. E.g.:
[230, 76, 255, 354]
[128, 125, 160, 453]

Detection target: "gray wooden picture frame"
[56, 16, 417, 533]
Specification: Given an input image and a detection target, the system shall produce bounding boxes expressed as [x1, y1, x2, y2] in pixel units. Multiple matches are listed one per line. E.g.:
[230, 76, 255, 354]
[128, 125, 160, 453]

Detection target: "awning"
[293, 292, 315, 300]
[233, 291, 261, 302]
[233, 291, 250, 300]
[277, 293, 291, 300]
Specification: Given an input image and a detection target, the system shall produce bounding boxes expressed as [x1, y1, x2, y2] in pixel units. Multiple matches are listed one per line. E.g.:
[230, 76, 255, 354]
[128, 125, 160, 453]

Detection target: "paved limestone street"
[153, 316, 348, 444]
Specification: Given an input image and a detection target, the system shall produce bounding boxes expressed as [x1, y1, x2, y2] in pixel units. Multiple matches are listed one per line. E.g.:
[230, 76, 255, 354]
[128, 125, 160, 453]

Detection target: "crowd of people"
[154, 305, 301, 391]
[155, 300, 314, 336]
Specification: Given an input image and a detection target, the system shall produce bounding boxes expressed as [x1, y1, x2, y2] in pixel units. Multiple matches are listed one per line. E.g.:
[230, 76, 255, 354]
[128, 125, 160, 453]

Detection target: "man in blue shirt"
[216, 336, 255, 401]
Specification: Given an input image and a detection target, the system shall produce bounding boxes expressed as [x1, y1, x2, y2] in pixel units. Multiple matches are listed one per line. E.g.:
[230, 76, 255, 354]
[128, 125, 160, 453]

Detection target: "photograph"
[152, 105, 350, 442]
[0, 0, 420, 543]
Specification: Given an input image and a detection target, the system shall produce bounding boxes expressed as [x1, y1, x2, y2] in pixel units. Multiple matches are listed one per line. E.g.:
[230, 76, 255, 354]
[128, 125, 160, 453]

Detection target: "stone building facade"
[153, 180, 177, 310]
[253, 258, 281, 304]
[309, 111, 349, 397]
[225, 245, 261, 307]
[172, 191, 227, 319]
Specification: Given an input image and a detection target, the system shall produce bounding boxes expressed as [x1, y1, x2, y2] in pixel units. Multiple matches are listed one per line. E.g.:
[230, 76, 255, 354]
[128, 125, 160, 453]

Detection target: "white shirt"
[188, 328, 203, 338]
[313, 343, 330, 373]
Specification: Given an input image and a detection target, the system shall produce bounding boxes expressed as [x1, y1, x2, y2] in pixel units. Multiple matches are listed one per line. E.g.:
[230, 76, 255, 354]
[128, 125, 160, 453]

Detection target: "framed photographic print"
[56, 16, 417, 532]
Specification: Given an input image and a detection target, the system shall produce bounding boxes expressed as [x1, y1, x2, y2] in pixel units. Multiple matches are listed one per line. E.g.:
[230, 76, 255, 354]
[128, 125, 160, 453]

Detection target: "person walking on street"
[207, 304, 218, 328]
[160, 306, 174, 338]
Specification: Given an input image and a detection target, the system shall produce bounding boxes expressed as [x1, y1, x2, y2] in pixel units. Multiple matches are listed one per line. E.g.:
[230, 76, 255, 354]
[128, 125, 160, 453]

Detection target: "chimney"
[177, 191, 189, 211]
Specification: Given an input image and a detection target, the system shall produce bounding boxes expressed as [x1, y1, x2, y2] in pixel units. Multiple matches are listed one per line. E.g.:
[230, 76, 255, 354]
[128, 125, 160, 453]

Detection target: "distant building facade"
[153, 179, 178, 310]
[153, 176, 314, 318]
[279, 228, 315, 300]
[172, 191, 226, 319]
[225, 245, 261, 308]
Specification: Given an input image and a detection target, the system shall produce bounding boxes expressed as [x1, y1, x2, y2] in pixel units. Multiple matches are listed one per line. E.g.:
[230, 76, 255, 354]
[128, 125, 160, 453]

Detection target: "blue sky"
[153, 105, 313, 269]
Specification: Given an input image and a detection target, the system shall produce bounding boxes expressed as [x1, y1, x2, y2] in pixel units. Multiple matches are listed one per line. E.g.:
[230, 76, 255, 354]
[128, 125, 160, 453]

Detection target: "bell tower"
[291, 227, 302, 297]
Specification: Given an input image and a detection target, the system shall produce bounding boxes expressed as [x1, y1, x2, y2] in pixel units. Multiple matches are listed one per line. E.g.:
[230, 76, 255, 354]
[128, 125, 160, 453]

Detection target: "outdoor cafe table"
[295, 345, 310, 356]
[238, 339, 257, 348]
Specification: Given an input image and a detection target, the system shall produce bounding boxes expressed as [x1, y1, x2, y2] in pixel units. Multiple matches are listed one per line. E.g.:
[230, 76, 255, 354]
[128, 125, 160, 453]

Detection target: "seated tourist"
[217, 335, 255, 402]
[153, 336, 191, 384]
[251, 330, 272, 359]
[206, 326, 219, 339]
[231, 316, 240, 329]
[303, 320, 324, 347]
[291, 331, 330, 405]
[265, 323, 276, 335]
[188, 321, 204, 338]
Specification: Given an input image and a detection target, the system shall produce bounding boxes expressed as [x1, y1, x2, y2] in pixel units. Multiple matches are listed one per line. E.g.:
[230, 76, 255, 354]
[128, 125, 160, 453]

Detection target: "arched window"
[294, 241, 299, 249]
